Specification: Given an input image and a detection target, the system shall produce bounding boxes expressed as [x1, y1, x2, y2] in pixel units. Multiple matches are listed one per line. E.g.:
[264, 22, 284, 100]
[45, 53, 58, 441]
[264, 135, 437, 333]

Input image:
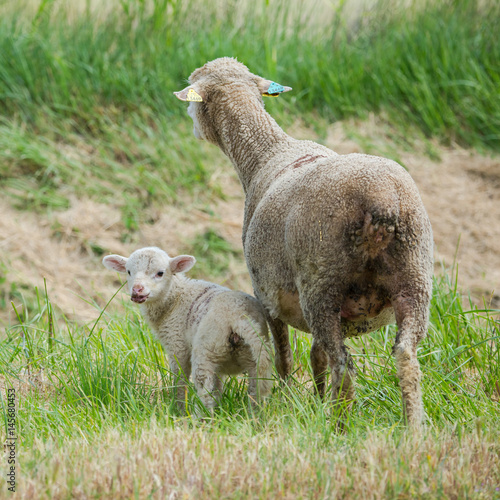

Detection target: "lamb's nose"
[131, 284, 149, 303]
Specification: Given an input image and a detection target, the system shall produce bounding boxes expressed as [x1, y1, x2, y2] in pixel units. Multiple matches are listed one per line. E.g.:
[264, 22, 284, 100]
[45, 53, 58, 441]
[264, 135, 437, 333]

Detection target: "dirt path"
[1, 120, 499, 325]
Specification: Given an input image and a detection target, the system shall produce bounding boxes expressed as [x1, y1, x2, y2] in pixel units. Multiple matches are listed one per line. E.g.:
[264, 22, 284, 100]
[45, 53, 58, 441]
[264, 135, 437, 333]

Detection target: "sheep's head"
[174, 57, 291, 143]
[102, 247, 196, 304]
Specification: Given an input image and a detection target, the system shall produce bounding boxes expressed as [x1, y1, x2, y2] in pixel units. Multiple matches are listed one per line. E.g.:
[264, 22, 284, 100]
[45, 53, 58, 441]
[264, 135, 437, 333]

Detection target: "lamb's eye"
[156, 271, 164, 277]
[127, 270, 131, 276]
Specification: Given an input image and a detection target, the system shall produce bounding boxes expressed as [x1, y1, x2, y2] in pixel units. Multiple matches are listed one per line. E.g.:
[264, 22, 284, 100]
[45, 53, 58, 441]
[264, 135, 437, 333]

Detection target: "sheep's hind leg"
[266, 313, 293, 381]
[303, 294, 355, 420]
[326, 334, 355, 408]
[311, 338, 329, 398]
[391, 294, 429, 427]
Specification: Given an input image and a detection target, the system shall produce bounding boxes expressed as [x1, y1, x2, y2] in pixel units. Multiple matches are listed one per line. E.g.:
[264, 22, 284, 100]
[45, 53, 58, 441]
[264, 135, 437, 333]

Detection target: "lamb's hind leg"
[213, 373, 226, 401]
[391, 293, 430, 427]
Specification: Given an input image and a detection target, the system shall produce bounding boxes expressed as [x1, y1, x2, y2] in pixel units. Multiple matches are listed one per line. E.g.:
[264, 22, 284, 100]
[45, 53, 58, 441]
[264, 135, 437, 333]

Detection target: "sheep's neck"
[215, 98, 291, 193]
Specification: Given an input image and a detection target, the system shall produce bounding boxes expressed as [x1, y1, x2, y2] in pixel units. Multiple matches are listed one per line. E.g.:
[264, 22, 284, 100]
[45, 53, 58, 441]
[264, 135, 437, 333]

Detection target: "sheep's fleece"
[103, 247, 273, 412]
[174, 57, 434, 426]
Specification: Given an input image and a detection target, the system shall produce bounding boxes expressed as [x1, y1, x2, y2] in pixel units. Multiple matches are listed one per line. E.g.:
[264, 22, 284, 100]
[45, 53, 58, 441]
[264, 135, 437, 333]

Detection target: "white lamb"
[103, 246, 273, 412]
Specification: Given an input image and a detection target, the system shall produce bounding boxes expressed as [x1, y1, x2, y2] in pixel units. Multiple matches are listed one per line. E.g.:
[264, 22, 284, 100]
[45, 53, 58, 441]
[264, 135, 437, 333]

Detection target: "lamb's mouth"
[131, 294, 149, 304]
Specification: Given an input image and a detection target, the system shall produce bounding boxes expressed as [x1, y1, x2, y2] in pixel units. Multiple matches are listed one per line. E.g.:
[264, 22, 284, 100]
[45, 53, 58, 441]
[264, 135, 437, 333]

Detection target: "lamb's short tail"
[232, 315, 274, 401]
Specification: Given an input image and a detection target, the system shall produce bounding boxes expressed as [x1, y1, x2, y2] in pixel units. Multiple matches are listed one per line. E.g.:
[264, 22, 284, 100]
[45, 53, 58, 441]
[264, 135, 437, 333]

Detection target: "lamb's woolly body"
[103, 247, 273, 412]
[143, 276, 270, 379]
[177, 57, 434, 426]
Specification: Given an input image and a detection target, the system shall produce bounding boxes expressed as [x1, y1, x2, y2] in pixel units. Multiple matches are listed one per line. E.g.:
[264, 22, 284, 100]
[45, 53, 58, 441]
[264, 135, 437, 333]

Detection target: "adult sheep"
[174, 57, 433, 426]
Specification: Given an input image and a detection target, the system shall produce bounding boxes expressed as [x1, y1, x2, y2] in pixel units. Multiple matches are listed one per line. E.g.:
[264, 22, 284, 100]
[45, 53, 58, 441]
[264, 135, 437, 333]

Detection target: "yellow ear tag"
[186, 89, 203, 102]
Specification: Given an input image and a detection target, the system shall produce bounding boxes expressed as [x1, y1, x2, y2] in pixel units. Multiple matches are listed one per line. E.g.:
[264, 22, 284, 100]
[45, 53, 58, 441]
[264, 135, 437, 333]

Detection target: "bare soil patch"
[1, 120, 499, 325]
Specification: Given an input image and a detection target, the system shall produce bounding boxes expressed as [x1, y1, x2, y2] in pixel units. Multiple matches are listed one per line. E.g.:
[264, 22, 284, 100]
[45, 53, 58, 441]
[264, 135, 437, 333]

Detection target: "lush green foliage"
[1, 271, 499, 497]
[1, 0, 499, 146]
[1, 272, 498, 445]
[0, 0, 499, 227]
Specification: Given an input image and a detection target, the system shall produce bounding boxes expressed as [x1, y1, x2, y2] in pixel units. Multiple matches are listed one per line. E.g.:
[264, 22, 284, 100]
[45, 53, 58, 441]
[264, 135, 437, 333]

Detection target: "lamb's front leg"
[191, 347, 219, 415]
[168, 349, 191, 412]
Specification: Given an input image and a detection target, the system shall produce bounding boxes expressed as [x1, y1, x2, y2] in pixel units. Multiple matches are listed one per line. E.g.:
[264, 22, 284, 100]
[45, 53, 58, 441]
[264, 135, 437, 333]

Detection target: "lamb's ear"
[258, 78, 292, 97]
[169, 255, 196, 274]
[102, 255, 128, 273]
[173, 86, 205, 102]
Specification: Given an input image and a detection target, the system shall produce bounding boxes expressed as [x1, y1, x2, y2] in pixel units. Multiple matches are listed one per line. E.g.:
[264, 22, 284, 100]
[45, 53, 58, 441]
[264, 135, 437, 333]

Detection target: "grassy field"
[1, 272, 499, 498]
[1, 0, 500, 498]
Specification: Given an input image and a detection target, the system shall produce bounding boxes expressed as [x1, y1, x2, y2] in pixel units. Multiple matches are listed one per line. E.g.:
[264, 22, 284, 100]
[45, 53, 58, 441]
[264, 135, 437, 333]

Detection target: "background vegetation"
[0, 0, 499, 224]
[0, 0, 499, 497]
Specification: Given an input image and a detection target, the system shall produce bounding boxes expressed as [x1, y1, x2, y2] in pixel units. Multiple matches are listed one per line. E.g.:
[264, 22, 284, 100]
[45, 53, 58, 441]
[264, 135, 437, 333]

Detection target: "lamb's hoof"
[313, 382, 326, 399]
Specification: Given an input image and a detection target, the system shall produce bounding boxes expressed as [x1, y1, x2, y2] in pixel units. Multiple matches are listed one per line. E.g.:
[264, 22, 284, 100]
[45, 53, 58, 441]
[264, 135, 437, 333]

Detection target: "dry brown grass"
[13, 422, 500, 499]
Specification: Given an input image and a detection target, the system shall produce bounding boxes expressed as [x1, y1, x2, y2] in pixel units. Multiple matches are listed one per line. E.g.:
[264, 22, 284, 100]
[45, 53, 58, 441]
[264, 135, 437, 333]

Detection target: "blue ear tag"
[263, 81, 291, 97]
[267, 81, 285, 94]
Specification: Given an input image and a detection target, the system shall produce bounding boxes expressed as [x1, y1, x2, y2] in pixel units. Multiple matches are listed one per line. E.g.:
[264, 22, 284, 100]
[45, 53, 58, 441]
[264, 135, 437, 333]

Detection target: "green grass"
[0, 0, 499, 227]
[3, 269, 499, 438]
[1, 271, 498, 435]
[2, 0, 498, 151]
[0, 113, 222, 229]
[1, 270, 499, 497]
[188, 229, 242, 278]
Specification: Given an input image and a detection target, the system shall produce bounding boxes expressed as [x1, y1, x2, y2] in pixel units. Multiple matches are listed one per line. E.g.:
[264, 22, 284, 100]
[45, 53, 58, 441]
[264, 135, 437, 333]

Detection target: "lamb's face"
[126, 249, 172, 304]
[102, 247, 196, 305]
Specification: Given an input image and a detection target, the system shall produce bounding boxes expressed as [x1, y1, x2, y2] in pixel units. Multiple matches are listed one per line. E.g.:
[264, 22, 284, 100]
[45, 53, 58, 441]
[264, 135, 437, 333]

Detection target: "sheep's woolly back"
[181, 57, 432, 334]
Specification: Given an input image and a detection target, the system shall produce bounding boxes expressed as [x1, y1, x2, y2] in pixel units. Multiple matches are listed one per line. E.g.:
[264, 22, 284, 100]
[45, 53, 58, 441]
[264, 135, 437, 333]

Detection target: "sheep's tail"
[350, 210, 398, 259]
[231, 315, 274, 401]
